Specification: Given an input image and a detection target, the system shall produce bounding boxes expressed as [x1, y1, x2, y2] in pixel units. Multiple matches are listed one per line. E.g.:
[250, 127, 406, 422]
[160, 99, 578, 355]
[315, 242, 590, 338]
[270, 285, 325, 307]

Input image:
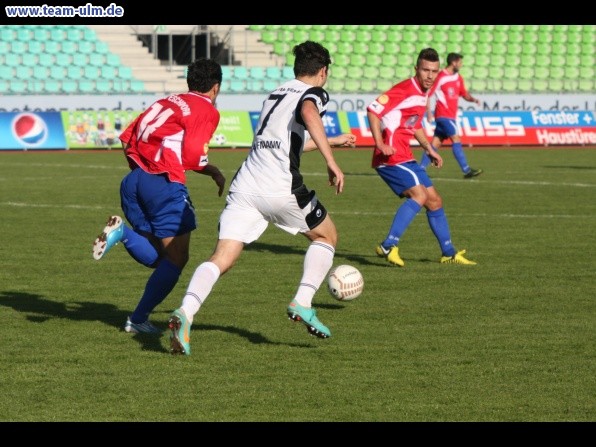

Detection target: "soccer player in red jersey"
[367, 48, 477, 267]
[421, 52, 483, 178]
[92, 58, 226, 334]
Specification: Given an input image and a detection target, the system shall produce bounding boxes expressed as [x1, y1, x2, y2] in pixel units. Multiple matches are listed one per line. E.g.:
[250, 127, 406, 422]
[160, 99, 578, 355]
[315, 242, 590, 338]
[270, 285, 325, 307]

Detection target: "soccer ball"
[327, 264, 364, 301]
[213, 134, 226, 145]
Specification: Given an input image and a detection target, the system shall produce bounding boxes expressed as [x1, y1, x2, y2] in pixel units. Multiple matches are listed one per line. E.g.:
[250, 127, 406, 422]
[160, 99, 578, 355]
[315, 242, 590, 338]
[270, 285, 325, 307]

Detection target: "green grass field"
[0, 147, 594, 422]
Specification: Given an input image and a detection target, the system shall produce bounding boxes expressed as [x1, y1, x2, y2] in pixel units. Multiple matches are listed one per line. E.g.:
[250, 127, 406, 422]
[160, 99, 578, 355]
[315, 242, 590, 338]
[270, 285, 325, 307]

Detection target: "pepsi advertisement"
[0, 112, 67, 150]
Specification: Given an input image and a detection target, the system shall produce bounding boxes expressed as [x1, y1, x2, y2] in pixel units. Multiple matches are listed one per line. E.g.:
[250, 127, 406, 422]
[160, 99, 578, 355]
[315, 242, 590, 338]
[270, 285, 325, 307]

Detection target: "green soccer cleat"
[93, 215, 124, 260]
[168, 308, 191, 355]
[287, 299, 331, 339]
[464, 168, 483, 179]
[376, 244, 405, 267]
[440, 249, 477, 265]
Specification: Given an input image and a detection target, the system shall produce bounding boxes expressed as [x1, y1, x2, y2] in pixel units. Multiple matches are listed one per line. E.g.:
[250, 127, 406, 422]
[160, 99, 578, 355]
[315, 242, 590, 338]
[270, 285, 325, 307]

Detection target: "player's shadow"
[543, 165, 596, 170]
[0, 290, 164, 353]
[0, 291, 317, 351]
[245, 241, 305, 256]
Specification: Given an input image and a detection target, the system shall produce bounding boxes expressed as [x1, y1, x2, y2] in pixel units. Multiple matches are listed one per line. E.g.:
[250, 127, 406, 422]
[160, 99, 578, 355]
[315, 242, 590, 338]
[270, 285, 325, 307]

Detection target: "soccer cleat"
[123, 317, 162, 334]
[93, 215, 124, 260]
[168, 308, 191, 355]
[463, 168, 483, 179]
[287, 299, 331, 339]
[440, 249, 477, 265]
[375, 244, 405, 267]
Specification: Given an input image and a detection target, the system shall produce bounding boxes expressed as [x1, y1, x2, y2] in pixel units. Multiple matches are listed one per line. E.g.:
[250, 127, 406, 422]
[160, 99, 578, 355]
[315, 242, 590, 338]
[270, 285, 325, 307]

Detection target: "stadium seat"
[78, 80, 95, 94]
[13, 66, 30, 80]
[233, 66, 248, 80]
[40, 53, 56, 67]
[32, 66, 48, 80]
[67, 66, 83, 80]
[363, 66, 379, 80]
[343, 79, 361, 93]
[0, 66, 13, 80]
[118, 66, 133, 79]
[27, 40, 43, 54]
[10, 81, 27, 94]
[21, 53, 38, 67]
[0, 81, 9, 94]
[44, 80, 61, 94]
[501, 79, 517, 92]
[130, 80, 146, 93]
[249, 67, 266, 80]
[548, 79, 564, 92]
[282, 66, 294, 79]
[229, 80, 245, 93]
[265, 66, 282, 81]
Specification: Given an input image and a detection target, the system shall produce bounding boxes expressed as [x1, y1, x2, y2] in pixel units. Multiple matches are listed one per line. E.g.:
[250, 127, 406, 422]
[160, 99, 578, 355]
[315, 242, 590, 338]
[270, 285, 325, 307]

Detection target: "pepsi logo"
[12, 113, 48, 147]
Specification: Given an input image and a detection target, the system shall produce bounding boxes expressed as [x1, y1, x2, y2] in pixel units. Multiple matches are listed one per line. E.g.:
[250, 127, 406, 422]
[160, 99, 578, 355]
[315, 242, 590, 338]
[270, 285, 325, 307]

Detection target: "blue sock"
[382, 199, 421, 248]
[420, 151, 431, 168]
[121, 226, 159, 267]
[130, 259, 181, 324]
[452, 142, 470, 174]
[427, 208, 456, 257]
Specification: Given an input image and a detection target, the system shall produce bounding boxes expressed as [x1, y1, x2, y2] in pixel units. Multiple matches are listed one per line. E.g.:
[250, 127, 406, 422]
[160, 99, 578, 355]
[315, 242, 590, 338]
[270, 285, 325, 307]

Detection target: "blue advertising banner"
[0, 112, 67, 150]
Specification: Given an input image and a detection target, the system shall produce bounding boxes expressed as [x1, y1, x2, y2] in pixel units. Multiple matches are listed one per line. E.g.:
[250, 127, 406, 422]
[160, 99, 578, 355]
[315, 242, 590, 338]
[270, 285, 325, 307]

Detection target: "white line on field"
[0, 201, 593, 219]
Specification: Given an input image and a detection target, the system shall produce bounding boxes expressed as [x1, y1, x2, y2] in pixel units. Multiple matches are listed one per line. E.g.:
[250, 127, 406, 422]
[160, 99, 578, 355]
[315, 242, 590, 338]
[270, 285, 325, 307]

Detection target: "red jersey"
[431, 69, 468, 120]
[367, 77, 429, 168]
[119, 92, 219, 184]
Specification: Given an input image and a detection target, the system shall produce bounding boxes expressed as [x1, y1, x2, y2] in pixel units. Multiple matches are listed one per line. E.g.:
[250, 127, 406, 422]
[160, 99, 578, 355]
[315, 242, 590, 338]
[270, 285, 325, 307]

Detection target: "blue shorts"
[375, 161, 433, 197]
[433, 117, 458, 140]
[120, 168, 197, 238]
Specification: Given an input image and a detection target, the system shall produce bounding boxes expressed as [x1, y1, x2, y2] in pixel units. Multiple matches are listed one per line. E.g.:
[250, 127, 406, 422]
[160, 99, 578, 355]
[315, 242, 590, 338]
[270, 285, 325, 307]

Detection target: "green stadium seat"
[347, 65, 364, 80]
[260, 31, 277, 44]
[368, 42, 384, 55]
[67, 66, 83, 80]
[549, 66, 565, 79]
[566, 32, 582, 45]
[578, 79, 593, 91]
[550, 54, 566, 67]
[461, 42, 476, 55]
[27, 41, 43, 54]
[22, 53, 38, 67]
[552, 31, 567, 43]
[492, 32, 508, 43]
[232, 66, 248, 80]
[44, 80, 61, 94]
[61, 40, 77, 54]
[359, 79, 376, 92]
[517, 79, 533, 92]
[117, 66, 133, 79]
[579, 66, 594, 79]
[474, 54, 490, 66]
[33, 27, 50, 41]
[462, 30, 478, 43]
[473, 66, 489, 79]
[83, 66, 99, 80]
[565, 54, 581, 67]
[325, 78, 344, 92]
[535, 54, 550, 67]
[507, 31, 523, 44]
[78, 80, 95, 94]
[566, 43, 581, 56]
[246, 80, 264, 93]
[548, 79, 564, 92]
[371, 30, 387, 43]
[564, 66, 579, 79]
[265, 67, 282, 80]
[476, 42, 491, 55]
[0, 66, 13, 80]
[506, 43, 522, 55]
[39, 53, 55, 67]
[385, 30, 401, 44]
[282, 66, 294, 79]
[94, 41, 110, 54]
[28, 81, 45, 94]
[401, 30, 417, 43]
[503, 66, 519, 79]
[538, 25, 554, 32]
[522, 31, 538, 44]
[10, 81, 27, 94]
[537, 32, 552, 43]
[101, 66, 118, 80]
[534, 66, 549, 80]
[273, 41, 290, 56]
[72, 54, 90, 67]
[10, 41, 27, 54]
[349, 54, 366, 67]
[352, 42, 369, 55]
[378, 66, 395, 80]
[363, 66, 379, 80]
[330, 65, 347, 79]
[520, 54, 536, 67]
[490, 55, 505, 67]
[469, 78, 486, 92]
[336, 41, 353, 55]
[293, 30, 310, 42]
[44, 41, 60, 54]
[32, 66, 48, 80]
[395, 66, 412, 80]
[551, 42, 566, 55]
[130, 80, 145, 93]
[56, 53, 74, 67]
[518, 66, 533, 80]
[50, 66, 66, 80]
[501, 79, 517, 92]
[0, 27, 16, 41]
[249, 67, 266, 80]
[343, 79, 361, 93]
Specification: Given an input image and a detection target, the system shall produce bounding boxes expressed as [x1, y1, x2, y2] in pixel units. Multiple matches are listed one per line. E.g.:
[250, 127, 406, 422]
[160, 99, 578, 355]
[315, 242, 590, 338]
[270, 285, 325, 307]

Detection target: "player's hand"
[334, 133, 356, 147]
[378, 142, 395, 156]
[327, 162, 344, 194]
[427, 146, 443, 168]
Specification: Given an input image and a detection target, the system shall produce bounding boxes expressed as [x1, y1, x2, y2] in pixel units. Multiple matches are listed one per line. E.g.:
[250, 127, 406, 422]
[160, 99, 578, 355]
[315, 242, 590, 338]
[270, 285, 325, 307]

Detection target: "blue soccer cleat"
[93, 215, 124, 260]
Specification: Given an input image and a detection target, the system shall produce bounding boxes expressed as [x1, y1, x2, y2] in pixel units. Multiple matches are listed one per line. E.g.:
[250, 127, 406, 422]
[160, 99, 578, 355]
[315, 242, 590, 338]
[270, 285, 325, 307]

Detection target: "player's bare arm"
[194, 164, 226, 197]
[367, 112, 395, 156]
[302, 100, 344, 194]
[414, 128, 443, 168]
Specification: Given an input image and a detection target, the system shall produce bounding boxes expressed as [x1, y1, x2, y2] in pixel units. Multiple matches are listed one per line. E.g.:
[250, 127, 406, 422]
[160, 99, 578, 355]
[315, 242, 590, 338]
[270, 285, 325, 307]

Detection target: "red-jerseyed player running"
[421, 52, 483, 178]
[367, 48, 477, 268]
[92, 59, 226, 334]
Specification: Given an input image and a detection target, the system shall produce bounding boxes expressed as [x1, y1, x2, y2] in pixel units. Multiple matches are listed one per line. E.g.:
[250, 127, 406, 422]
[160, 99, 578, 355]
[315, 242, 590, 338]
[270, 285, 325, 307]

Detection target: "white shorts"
[218, 186, 328, 243]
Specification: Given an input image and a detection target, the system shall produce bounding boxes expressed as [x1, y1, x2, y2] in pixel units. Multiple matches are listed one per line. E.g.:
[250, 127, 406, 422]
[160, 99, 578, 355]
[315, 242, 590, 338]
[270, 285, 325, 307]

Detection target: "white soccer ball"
[327, 264, 364, 301]
[213, 133, 226, 145]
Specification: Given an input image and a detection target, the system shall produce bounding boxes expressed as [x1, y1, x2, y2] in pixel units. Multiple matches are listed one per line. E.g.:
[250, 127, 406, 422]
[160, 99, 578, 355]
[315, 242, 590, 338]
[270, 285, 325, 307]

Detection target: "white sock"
[180, 261, 220, 323]
[294, 241, 335, 308]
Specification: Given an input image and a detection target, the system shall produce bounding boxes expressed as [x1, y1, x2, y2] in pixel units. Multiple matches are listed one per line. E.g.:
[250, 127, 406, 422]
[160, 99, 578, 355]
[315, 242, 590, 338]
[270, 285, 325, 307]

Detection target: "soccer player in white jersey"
[168, 41, 352, 355]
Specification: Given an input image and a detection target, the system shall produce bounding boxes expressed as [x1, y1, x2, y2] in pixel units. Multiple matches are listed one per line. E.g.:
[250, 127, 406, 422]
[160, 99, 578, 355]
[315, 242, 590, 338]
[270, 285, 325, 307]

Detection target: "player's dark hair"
[187, 58, 222, 93]
[447, 52, 463, 65]
[293, 41, 331, 77]
[416, 48, 440, 67]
